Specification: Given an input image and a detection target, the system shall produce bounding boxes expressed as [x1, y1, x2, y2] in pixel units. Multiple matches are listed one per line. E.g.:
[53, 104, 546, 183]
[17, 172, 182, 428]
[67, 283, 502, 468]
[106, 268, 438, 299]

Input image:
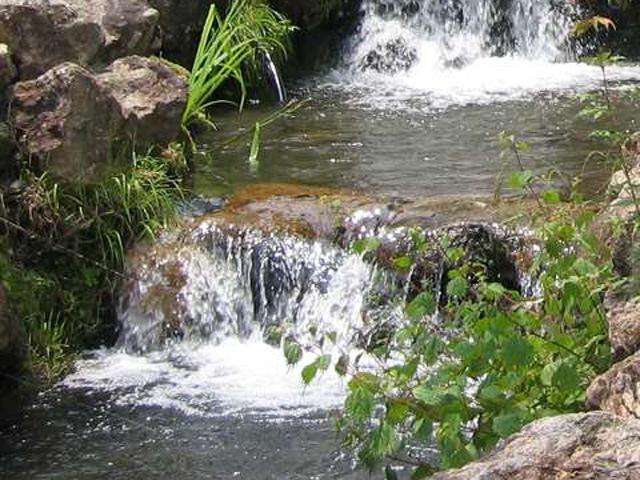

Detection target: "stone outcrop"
[0, 284, 26, 380]
[587, 351, 640, 419]
[604, 293, 640, 361]
[10, 56, 187, 182]
[0, 0, 160, 80]
[432, 412, 640, 480]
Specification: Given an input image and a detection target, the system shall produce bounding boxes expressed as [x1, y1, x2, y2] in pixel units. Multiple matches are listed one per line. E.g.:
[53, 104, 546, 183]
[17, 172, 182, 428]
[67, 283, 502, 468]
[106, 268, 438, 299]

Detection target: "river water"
[4, 1, 640, 479]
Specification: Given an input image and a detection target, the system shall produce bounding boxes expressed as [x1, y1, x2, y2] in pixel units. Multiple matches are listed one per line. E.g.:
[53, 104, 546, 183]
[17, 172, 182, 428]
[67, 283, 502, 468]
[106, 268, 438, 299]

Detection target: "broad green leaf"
[501, 337, 534, 367]
[301, 362, 318, 385]
[393, 255, 412, 271]
[507, 171, 533, 190]
[492, 412, 522, 438]
[406, 292, 437, 319]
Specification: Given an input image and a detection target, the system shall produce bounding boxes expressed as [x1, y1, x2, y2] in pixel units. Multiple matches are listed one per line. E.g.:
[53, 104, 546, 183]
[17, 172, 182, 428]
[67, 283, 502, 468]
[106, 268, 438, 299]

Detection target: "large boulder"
[587, 351, 640, 419]
[432, 412, 640, 479]
[0, 0, 160, 80]
[9, 56, 187, 182]
[0, 284, 27, 380]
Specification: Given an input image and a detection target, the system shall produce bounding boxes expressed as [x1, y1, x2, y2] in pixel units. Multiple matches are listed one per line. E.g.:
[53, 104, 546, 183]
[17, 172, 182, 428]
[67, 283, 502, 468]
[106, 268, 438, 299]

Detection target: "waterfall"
[348, 0, 578, 75]
[322, 0, 640, 110]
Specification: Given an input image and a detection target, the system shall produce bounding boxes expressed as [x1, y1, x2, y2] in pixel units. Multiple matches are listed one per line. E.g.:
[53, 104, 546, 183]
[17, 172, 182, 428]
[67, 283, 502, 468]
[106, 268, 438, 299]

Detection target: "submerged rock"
[0, 284, 26, 381]
[10, 56, 186, 182]
[360, 38, 418, 73]
[0, 0, 160, 79]
[432, 412, 640, 479]
[587, 351, 640, 419]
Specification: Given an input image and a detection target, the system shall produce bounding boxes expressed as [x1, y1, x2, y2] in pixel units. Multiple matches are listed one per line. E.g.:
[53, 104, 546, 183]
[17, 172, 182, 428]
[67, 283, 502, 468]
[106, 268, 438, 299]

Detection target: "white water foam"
[324, 0, 640, 110]
[63, 336, 347, 418]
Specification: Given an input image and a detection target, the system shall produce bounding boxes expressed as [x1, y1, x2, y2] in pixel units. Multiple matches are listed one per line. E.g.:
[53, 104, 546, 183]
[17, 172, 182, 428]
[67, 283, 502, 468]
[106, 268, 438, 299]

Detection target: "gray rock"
[10, 56, 186, 182]
[10, 62, 124, 181]
[97, 56, 187, 144]
[431, 412, 640, 480]
[0, 284, 27, 379]
[587, 351, 640, 419]
[0, 0, 160, 79]
[605, 293, 640, 361]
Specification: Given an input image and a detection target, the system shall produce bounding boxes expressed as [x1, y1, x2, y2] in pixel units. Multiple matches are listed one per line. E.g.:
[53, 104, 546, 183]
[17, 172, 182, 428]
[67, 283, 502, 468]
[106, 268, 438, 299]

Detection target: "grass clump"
[182, 0, 295, 127]
[0, 148, 186, 381]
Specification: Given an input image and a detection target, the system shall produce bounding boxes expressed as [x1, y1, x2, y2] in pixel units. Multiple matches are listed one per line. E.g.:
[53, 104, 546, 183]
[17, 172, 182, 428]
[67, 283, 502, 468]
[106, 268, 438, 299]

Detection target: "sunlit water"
[5, 1, 640, 478]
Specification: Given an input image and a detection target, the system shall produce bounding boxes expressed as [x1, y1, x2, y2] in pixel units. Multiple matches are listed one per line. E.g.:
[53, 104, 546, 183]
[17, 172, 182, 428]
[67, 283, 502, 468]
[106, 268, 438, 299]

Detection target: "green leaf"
[542, 190, 561, 205]
[406, 292, 437, 319]
[492, 412, 522, 438]
[301, 362, 318, 385]
[283, 338, 302, 365]
[447, 277, 468, 299]
[507, 171, 533, 190]
[352, 237, 381, 255]
[393, 255, 412, 271]
[500, 337, 534, 367]
[317, 353, 331, 371]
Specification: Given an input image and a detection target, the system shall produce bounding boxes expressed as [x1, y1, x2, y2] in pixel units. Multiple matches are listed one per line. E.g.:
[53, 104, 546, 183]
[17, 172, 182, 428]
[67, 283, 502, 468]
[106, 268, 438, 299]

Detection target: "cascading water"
[63, 219, 399, 418]
[326, 0, 640, 109]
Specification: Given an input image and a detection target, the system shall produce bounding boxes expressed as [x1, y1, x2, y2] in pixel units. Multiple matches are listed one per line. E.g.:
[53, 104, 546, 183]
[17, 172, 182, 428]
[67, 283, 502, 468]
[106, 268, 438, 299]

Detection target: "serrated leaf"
[406, 292, 437, 319]
[447, 277, 468, 299]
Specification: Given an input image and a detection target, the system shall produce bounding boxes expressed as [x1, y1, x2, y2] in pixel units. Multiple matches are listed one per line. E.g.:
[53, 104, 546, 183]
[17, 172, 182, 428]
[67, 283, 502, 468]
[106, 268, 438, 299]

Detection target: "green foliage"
[0, 150, 185, 381]
[291, 215, 613, 474]
[182, 0, 295, 127]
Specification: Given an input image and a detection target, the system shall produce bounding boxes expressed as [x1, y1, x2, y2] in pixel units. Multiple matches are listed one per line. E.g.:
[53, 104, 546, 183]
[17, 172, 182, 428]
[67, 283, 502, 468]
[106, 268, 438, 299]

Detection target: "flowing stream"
[4, 1, 640, 478]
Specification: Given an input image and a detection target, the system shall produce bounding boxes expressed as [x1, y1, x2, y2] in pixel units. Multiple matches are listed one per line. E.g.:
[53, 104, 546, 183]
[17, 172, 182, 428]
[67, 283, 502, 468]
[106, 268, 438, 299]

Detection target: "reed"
[182, 0, 294, 127]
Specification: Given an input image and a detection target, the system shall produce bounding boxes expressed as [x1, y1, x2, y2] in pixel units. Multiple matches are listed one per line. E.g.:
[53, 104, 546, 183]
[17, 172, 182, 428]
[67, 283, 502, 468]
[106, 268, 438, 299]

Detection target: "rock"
[605, 293, 640, 361]
[271, 0, 359, 31]
[10, 56, 186, 182]
[147, 0, 218, 67]
[0, 43, 17, 93]
[587, 351, 640, 419]
[0, 121, 17, 182]
[97, 56, 187, 144]
[10, 62, 120, 181]
[0, 0, 160, 80]
[431, 412, 640, 479]
[0, 284, 27, 380]
[360, 38, 418, 73]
